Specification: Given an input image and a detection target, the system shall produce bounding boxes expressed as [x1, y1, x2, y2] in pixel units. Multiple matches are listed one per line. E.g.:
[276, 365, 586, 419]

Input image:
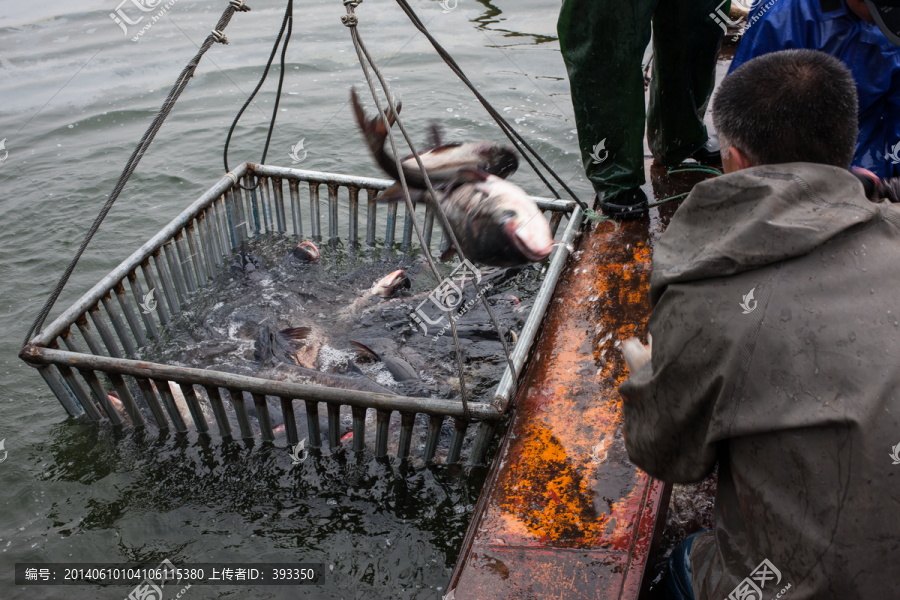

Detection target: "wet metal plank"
[449, 213, 673, 600]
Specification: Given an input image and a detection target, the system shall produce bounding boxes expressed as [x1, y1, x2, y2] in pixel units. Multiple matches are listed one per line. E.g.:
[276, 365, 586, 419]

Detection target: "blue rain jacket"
[729, 0, 900, 177]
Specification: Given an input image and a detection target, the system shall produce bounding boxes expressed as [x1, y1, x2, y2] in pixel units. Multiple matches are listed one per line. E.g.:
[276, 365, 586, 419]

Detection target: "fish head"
[292, 240, 320, 262]
[478, 176, 553, 264]
[371, 269, 411, 298]
[480, 144, 519, 179]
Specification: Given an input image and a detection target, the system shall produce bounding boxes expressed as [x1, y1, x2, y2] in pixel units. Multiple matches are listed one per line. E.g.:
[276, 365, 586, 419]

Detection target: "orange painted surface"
[450, 165, 715, 599]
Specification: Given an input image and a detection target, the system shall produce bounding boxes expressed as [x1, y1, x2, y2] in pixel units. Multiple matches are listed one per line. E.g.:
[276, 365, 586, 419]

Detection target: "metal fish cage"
[21, 162, 583, 465]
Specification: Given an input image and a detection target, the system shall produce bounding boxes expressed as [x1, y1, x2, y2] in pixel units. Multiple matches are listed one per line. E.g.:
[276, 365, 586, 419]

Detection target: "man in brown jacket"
[619, 49, 900, 600]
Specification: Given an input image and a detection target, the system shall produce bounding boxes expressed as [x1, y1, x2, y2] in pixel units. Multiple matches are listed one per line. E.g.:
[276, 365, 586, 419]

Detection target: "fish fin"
[384, 357, 419, 382]
[351, 88, 406, 181]
[346, 361, 366, 376]
[279, 327, 311, 343]
[349, 340, 379, 359]
[375, 183, 406, 204]
[278, 327, 312, 365]
[427, 123, 443, 149]
[440, 245, 457, 262]
[457, 168, 490, 182]
[374, 184, 430, 205]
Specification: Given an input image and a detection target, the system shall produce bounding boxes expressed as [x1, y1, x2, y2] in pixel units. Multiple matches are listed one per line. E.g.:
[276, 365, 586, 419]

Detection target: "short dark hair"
[712, 49, 858, 168]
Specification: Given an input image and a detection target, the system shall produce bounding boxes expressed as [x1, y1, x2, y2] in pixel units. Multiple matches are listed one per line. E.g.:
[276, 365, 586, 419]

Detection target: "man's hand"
[621, 334, 652, 373]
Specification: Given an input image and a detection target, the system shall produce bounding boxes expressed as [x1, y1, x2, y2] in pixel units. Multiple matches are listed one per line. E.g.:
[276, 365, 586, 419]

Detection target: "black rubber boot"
[688, 134, 722, 167]
[597, 187, 649, 219]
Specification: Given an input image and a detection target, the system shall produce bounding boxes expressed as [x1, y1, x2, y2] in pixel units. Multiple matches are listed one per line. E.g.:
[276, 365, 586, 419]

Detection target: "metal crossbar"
[21, 163, 582, 465]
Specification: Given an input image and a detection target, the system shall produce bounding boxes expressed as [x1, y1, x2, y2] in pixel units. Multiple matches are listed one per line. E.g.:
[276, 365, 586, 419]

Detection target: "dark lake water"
[0, 0, 597, 597]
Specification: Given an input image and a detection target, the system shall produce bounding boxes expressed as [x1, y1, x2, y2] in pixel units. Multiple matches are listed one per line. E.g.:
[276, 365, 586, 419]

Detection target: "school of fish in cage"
[107, 234, 542, 463]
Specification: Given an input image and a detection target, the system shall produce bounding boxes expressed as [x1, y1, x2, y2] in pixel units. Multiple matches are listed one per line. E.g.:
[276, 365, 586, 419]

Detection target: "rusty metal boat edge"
[448, 210, 678, 600]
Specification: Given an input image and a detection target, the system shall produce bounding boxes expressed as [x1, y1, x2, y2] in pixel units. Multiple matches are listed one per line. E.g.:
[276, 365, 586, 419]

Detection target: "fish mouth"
[292, 240, 320, 261]
[505, 221, 552, 263]
[374, 269, 411, 298]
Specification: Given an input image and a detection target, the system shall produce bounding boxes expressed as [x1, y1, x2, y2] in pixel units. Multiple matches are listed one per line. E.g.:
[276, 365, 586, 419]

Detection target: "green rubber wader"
[558, 0, 726, 198]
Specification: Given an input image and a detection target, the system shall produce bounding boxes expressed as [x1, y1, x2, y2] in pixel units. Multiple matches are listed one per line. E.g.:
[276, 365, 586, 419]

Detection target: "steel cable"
[223, 0, 294, 190]
[23, 3, 250, 348]
[392, 0, 587, 211]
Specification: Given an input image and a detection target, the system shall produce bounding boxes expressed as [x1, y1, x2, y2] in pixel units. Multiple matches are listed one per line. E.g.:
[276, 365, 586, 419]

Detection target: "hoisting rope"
[345, 1, 520, 420]
[392, 0, 588, 211]
[223, 0, 294, 189]
[22, 0, 252, 348]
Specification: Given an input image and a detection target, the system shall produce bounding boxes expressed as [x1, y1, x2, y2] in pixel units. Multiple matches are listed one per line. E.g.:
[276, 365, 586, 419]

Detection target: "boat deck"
[448, 163, 717, 599]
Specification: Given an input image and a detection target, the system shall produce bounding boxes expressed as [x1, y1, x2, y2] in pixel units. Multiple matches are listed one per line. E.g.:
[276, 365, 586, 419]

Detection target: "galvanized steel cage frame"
[21, 162, 583, 465]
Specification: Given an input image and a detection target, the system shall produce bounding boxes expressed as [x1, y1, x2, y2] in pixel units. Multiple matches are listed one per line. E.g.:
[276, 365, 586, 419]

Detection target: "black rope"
[23, 3, 250, 348]
[392, 0, 587, 211]
[223, 0, 294, 189]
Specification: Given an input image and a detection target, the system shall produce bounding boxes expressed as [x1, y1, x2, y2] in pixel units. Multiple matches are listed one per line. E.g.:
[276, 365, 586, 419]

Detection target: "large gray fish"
[351, 88, 518, 199]
[433, 169, 554, 266]
[351, 91, 553, 267]
[350, 337, 425, 382]
[255, 325, 395, 395]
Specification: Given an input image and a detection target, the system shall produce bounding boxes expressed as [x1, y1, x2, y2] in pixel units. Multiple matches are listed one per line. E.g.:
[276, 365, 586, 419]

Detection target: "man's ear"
[729, 145, 754, 171]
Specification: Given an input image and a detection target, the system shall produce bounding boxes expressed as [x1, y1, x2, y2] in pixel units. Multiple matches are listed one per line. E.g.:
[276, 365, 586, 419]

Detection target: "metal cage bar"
[114, 282, 147, 349]
[272, 178, 287, 234]
[366, 188, 377, 247]
[289, 179, 303, 238]
[348, 186, 360, 247]
[185, 222, 207, 286]
[305, 400, 321, 448]
[309, 183, 322, 241]
[205, 386, 233, 438]
[174, 231, 197, 294]
[101, 293, 136, 358]
[128, 270, 159, 341]
[80, 369, 124, 424]
[163, 242, 189, 307]
[327, 183, 339, 243]
[153, 379, 188, 433]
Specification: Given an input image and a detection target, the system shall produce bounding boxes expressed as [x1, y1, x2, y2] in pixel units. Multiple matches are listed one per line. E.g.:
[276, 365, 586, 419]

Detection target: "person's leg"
[558, 0, 657, 201]
[648, 0, 725, 167]
[666, 530, 710, 600]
